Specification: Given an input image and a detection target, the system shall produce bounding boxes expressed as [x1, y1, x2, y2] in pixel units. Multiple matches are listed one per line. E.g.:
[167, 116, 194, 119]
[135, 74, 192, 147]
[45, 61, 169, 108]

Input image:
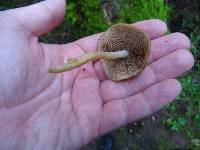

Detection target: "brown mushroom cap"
[97, 23, 151, 81]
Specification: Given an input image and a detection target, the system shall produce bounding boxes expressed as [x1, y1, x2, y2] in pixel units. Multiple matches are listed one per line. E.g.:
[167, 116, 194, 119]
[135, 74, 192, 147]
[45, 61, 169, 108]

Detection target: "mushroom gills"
[97, 23, 151, 81]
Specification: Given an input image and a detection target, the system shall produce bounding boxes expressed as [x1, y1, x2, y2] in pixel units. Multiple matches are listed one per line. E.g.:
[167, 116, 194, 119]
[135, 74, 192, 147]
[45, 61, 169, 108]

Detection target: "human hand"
[0, 0, 194, 149]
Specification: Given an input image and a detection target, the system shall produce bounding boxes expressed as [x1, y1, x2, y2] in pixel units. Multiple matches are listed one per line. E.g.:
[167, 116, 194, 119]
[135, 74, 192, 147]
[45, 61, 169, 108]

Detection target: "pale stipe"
[49, 50, 129, 73]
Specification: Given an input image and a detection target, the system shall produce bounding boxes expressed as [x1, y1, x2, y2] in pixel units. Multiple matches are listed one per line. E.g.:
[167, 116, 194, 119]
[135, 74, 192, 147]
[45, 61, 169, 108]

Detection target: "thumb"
[5, 0, 66, 36]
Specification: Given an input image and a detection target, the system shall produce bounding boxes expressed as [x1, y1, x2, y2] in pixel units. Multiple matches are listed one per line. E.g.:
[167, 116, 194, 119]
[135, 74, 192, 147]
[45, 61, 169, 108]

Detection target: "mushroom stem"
[48, 50, 128, 73]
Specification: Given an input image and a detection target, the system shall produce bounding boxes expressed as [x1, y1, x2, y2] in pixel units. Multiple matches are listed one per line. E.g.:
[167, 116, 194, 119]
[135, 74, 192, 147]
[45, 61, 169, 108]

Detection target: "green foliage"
[66, 0, 109, 40]
[162, 2, 200, 149]
[66, 0, 170, 40]
[168, 0, 200, 36]
[0, 5, 9, 11]
[163, 30, 200, 150]
[163, 36, 200, 147]
[0, 0, 35, 8]
[163, 117, 187, 132]
[1, 0, 170, 42]
[157, 137, 173, 150]
[118, 0, 170, 23]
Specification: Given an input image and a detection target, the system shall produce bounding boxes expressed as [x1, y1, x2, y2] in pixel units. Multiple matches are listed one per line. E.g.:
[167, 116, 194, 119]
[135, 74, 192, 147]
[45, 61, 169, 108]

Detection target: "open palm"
[0, 0, 194, 149]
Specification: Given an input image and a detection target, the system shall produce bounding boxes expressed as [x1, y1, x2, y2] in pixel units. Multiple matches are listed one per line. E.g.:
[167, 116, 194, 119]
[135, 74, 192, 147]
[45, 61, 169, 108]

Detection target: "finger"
[5, 0, 66, 36]
[99, 79, 181, 135]
[71, 64, 103, 130]
[94, 61, 107, 81]
[133, 19, 167, 39]
[94, 32, 191, 81]
[100, 49, 194, 102]
[149, 32, 190, 63]
[75, 19, 167, 53]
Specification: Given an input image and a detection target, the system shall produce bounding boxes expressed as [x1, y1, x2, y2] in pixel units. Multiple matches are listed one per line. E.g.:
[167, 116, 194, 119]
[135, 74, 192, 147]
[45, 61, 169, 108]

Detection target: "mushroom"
[48, 23, 151, 81]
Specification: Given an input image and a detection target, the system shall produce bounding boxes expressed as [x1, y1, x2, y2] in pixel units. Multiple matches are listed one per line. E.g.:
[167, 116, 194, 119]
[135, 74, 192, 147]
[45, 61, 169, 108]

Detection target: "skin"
[0, 0, 194, 149]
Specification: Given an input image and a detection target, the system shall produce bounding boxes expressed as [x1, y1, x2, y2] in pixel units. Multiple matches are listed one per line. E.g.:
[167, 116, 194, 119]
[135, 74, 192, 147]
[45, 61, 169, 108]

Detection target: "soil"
[83, 110, 190, 150]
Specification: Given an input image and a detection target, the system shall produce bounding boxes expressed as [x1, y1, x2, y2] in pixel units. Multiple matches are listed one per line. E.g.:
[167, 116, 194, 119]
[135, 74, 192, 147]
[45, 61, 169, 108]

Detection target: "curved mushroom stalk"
[49, 23, 150, 81]
[48, 50, 128, 73]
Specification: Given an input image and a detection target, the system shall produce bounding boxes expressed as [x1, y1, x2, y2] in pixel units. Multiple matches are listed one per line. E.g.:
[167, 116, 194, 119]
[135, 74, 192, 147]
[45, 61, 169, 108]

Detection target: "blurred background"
[0, 0, 199, 149]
